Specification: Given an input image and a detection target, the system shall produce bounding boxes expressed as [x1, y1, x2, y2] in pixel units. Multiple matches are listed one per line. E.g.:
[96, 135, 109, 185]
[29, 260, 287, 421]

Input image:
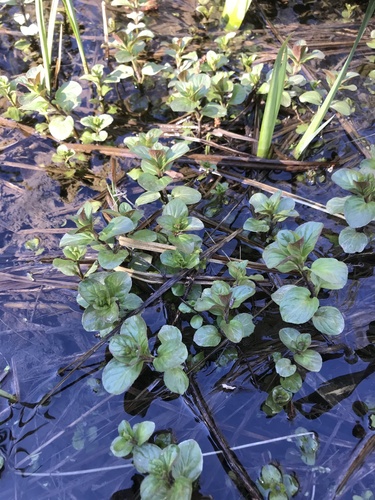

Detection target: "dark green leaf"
[102, 358, 143, 394]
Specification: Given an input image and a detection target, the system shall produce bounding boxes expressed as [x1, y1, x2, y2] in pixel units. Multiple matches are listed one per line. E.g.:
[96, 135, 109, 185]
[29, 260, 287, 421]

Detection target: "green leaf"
[280, 372, 302, 393]
[168, 477, 193, 500]
[339, 227, 368, 253]
[105, 271, 132, 303]
[134, 421, 155, 446]
[228, 83, 247, 105]
[243, 218, 269, 233]
[132, 229, 157, 242]
[194, 325, 221, 347]
[299, 90, 322, 105]
[310, 258, 348, 290]
[263, 244, 296, 273]
[235, 313, 255, 337]
[331, 168, 359, 191]
[185, 216, 204, 231]
[133, 443, 162, 474]
[53, 258, 79, 276]
[168, 234, 202, 254]
[78, 278, 107, 304]
[312, 306, 345, 335]
[158, 325, 182, 343]
[344, 196, 375, 228]
[98, 247, 128, 269]
[154, 340, 188, 371]
[330, 100, 351, 115]
[220, 318, 244, 343]
[53, 80, 82, 112]
[172, 439, 203, 481]
[163, 367, 189, 394]
[295, 221, 323, 258]
[102, 358, 143, 394]
[136, 191, 161, 206]
[99, 216, 135, 241]
[163, 198, 189, 218]
[279, 327, 300, 351]
[276, 358, 296, 377]
[49, 115, 75, 140]
[60, 232, 95, 247]
[110, 436, 134, 457]
[138, 173, 173, 192]
[171, 185, 201, 204]
[201, 102, 227, 118]
[82, 302, 119, 331]
[279, 287, 319, 324]
[170, 97, 199, 113]
[140, 476, 170, 500]
[294, 349, 322, 372]
[260, 464, 283, 487]
[326, 196, 349, 214]
[230, 285, 255, 307]
[190, 315, 203, 329]
[272, 285, 298, 306]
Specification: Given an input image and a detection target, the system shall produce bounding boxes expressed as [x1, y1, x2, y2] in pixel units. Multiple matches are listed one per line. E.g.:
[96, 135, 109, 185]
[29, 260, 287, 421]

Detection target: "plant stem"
[0, 389, 17, 404]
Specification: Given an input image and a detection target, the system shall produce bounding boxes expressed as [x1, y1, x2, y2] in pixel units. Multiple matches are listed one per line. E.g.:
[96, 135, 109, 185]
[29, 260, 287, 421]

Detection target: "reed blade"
[222, 0, 252, 31]
[293, 0, 375, 159]
[35, 0, 51, 92]
[256, 39, 288, 158]
[61, 0, 89, 74]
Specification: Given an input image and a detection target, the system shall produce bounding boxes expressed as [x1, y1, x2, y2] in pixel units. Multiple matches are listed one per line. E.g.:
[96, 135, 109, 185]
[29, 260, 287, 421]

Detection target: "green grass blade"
[47, 0, 60, 64]
[61, 0, 89, 74]
[35, 0, 51, 92]
[222, 0, 252, 31]
[256, 39, 288, 158]
[293, 0, 375, 159]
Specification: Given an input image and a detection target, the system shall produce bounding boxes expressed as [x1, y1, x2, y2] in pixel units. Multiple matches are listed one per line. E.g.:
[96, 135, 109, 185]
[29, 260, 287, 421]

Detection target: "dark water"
[1, 0, 375, 498]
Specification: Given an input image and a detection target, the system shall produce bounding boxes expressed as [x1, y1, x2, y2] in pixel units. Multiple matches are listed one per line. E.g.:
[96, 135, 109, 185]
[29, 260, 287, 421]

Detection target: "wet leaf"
[312, 306, 345, 335]
[339, 227, 368, 253]
[163, 367, 189, 394]
[102, 358, 143, 394]
[194, 325, 221, 347]
[294, 349, 322, 372]
[279, 287, 319, 324]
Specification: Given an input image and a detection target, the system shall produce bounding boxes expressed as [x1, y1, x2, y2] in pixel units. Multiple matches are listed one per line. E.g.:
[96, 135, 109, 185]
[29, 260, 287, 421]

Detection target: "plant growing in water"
[110, 419, 203, 500]
[263, 221, 348, 335]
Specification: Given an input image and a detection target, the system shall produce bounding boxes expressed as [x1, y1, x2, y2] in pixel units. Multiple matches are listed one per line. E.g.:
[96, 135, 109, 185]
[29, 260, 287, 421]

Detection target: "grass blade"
[256, 38, 288, 158]
[222, 0, 252, 31]
[61, 0, 89, 74]
[35, 0, 51, 92]
[293, 0, 375, 159]
[47, 0, 60, 64]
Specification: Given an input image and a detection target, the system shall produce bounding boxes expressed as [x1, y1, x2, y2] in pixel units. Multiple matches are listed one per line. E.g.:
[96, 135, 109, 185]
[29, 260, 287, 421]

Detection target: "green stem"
[0, 389, 18, 404]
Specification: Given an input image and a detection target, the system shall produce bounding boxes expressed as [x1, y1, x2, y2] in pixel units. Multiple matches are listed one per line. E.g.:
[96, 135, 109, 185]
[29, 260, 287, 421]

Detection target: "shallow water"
[1, 0, 375, 498]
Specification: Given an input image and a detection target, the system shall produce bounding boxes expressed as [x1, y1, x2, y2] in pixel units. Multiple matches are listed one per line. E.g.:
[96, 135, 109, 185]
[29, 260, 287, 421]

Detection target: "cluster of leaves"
[327, 153, 375, 253]
[263, 221, 348, 335]
[110, 420, 203, 500]
[257, 464, 299, 500]
[125, 129, 197, 206]
[264, 328, 322, 414]
[191, 274, 256, 346]
[243, 190, 299, 236]
[102, 315, 189, 395]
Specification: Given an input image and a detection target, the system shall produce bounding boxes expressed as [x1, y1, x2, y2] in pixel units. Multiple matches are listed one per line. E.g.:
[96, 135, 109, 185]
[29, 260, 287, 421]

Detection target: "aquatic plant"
[327, 153, 375, 253]
[257, 39, 288, 158]
[221, 0, 252, 31]
[111, 420, 203, 500]
[293, 0, 375, 158]
[263, 221, 347, 335]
